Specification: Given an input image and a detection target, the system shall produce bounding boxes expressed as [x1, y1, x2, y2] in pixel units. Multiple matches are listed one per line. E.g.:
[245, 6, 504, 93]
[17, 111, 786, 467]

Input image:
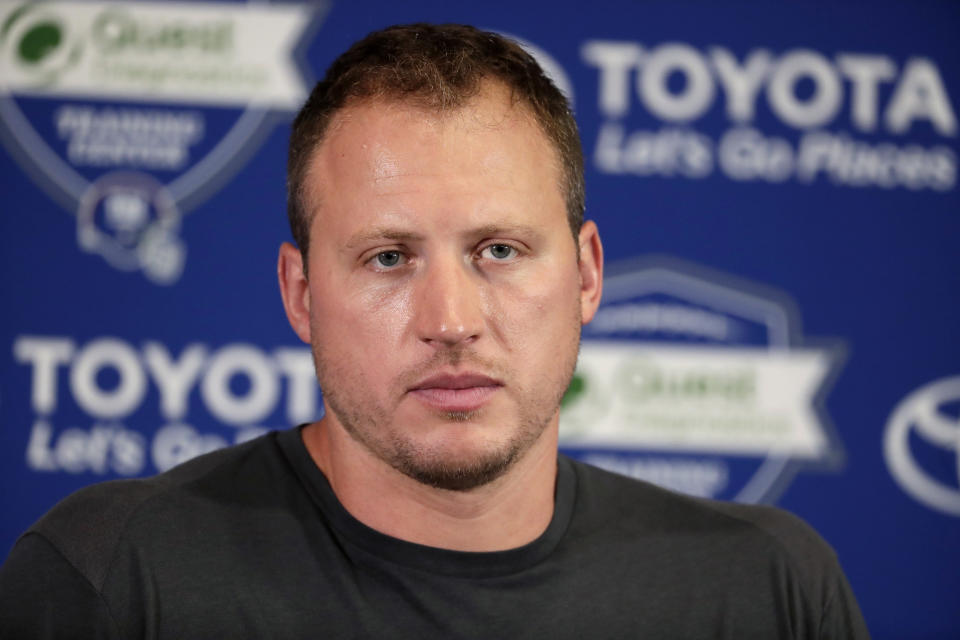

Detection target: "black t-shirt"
[0, 427, 869, 639]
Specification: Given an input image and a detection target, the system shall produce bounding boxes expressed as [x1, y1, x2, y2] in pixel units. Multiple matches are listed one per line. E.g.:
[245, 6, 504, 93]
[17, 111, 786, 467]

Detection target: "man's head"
[278, 24, 602, 493]
[287, 23, 585, 262]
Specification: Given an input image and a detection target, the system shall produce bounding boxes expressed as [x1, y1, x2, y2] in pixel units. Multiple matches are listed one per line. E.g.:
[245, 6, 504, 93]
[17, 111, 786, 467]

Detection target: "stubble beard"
[311, 311, 582, 492]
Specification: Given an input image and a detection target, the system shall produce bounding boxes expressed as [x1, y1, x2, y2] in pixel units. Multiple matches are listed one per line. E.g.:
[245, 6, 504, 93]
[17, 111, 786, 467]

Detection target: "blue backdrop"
[1, 1, 958, 637]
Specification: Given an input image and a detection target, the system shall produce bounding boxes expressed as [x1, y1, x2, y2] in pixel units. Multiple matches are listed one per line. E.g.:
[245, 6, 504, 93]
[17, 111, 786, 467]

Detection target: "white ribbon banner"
[0, 1, 312, 108]
[560, 342, 833, 458]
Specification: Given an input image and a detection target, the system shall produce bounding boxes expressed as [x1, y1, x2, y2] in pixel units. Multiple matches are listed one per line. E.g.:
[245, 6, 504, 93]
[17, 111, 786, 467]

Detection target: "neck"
[301, 418, 559, 552]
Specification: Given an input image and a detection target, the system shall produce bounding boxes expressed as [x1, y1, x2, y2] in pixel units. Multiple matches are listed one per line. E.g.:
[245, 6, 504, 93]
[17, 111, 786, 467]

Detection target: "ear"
[278, 242, 312, 344]
[577, 220, 603, 325]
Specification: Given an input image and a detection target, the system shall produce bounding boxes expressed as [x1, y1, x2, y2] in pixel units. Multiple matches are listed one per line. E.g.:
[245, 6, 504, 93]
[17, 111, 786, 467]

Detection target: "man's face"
[288, 85, 601, 491]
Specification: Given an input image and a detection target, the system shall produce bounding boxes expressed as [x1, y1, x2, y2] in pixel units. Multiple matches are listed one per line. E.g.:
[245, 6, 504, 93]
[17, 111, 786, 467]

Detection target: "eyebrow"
[343, 222, 544, 249]
[467, 223, 545, 242]
[344, 227, 426, 249]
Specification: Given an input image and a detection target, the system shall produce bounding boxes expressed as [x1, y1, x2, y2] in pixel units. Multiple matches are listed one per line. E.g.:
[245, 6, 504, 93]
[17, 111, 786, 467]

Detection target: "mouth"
[407, 372, 503, 413]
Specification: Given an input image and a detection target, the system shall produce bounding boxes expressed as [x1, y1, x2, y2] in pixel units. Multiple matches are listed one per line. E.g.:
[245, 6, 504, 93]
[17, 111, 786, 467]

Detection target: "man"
[0, 24, 869, 638]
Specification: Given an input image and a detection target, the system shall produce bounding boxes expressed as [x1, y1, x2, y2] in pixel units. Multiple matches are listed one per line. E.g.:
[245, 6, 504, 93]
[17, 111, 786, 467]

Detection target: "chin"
[388, 430, 527, 492]
[392, 449, 519, 492]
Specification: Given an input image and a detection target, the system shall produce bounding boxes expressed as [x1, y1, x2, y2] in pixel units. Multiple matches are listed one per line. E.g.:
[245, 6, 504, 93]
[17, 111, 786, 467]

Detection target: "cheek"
[488, 263, 581, 351]
[312, 279, 412, 357]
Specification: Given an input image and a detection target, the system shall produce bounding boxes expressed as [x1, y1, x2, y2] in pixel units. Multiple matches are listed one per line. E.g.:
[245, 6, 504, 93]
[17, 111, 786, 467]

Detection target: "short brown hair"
[287, 23, 584, 259]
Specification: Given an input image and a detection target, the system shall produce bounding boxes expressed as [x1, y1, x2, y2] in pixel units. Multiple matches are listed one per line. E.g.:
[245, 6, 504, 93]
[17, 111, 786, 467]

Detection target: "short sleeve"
[818, 564, 871, 639]
[0, 533, 121, 640]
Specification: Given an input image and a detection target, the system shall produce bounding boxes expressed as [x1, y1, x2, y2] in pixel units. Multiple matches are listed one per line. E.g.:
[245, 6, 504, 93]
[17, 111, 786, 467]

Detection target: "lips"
[408, 372, 503, 413]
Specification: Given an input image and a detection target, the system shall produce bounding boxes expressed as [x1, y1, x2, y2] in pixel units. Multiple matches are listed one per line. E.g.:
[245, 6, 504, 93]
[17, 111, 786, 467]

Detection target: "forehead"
[324, 82, 543, 146]
[302, 84, 564, 221]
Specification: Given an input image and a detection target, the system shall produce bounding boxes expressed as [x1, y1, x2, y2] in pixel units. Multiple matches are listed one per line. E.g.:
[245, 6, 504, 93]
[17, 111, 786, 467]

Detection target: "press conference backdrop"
[1, 0, 957, 636]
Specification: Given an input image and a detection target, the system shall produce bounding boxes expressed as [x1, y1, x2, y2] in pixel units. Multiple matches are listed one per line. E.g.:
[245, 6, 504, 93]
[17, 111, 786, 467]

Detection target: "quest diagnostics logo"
[0, 3, 83, 86]
[0, 1, 324, 284]
[884, 375, 960, 517]
[559, 256, 847, 503]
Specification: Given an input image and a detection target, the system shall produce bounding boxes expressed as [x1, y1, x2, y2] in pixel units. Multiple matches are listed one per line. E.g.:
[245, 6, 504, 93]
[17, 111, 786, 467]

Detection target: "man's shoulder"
[566, 456, 837, 568]
[21, 431, 287, 591]
[562, 458, 868, 637]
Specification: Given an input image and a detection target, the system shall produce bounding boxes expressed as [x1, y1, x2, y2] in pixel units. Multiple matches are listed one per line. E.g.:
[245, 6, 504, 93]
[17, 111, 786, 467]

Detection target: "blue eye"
[375, 251, 402, 267]
[482, 244, 518, 260]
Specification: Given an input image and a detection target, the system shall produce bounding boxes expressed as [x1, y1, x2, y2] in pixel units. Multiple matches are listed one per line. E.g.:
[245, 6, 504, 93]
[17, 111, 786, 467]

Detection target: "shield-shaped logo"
[561, 256, 847, 503]
[0, 1, 323, 283]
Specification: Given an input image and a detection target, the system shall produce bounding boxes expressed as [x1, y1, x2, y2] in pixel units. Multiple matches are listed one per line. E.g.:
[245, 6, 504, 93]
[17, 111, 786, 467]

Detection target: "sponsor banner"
[581, 41, 958, 191]
[12, 335, 320, 476]
[0, 0, 323, 283]
[562, 344, 832, 458]
[0, 2, 311, 107]
[560, 257, 845, 503]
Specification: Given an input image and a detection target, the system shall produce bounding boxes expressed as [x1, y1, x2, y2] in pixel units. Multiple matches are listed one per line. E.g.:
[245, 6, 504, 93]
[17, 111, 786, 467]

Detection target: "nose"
[413, 254, 485, 348]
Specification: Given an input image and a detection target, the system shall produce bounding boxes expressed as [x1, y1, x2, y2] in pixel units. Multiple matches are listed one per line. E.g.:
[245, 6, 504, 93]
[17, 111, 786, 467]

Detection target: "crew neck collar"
[277, 426, 577, 579]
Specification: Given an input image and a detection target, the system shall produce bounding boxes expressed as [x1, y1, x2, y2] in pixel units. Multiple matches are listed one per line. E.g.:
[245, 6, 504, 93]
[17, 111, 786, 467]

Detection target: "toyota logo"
[884, 375, 960, 516]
